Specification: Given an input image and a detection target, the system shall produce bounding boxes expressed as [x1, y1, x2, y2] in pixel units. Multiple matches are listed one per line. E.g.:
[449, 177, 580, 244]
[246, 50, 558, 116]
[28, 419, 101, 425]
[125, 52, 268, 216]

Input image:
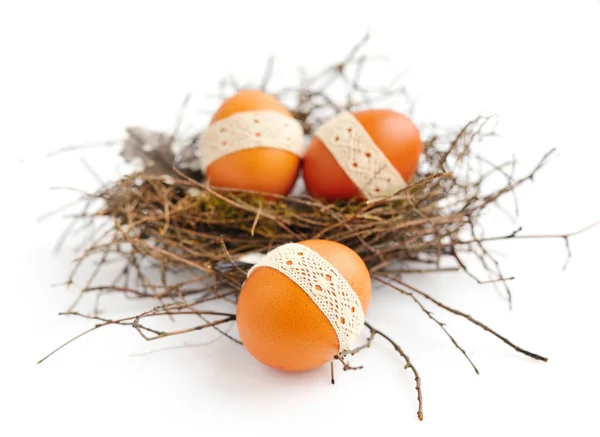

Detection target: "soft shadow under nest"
[40, 34, 591, 421]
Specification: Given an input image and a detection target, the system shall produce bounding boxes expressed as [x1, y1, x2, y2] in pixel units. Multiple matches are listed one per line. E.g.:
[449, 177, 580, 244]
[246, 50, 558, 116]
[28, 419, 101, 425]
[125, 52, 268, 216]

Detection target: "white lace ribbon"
[315, 111, 407, 199]
[247, 242, 365, 352]
[197, 110, 305, 173]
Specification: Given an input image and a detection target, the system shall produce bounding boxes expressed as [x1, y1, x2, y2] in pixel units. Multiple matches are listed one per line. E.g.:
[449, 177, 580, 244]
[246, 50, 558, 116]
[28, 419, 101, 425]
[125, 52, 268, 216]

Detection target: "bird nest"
[40, 34, 584, 421]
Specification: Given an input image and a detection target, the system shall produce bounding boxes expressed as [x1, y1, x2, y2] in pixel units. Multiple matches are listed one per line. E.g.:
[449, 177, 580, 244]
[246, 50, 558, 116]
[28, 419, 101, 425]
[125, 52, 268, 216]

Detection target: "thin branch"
[382, 275, 548, 362]
[334, 354, 364, 372]
[457, 220, 600, 271]
[38, 323, 112, 365]
[133, 315, 236, 341]
[374, 276, 479, 375]
[250, 201, 262, 237]
[44, 139, 121, 158]
[260, 56, 275, 91]
[79, 156, 105, 186]
[364, 322, 423, 421]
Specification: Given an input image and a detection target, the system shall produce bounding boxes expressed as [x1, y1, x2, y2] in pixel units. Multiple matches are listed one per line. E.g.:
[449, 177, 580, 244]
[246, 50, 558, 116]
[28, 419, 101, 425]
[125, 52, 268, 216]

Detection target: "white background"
[2, 1, 600, 436]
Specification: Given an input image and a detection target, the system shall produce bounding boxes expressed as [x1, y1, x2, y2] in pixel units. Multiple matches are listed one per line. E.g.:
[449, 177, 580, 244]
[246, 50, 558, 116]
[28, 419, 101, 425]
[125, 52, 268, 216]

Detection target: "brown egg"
[303, 109, 422, 202]
[236, 240, 371, 372]
[198, 90, 304, 196]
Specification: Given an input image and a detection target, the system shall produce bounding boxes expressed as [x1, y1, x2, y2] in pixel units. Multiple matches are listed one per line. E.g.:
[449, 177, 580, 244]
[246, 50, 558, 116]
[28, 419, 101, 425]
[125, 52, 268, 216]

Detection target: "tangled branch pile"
[42, 34, 575, 421]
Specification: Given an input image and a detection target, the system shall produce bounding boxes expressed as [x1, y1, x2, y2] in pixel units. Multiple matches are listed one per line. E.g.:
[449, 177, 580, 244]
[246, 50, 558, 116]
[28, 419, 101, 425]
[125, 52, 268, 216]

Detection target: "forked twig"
[379, 275, 548, 362]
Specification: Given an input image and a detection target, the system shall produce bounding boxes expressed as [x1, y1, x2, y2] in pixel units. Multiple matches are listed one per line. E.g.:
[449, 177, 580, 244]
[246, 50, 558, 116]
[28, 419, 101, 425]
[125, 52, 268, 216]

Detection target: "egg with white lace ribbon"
[303, 109, 422, 202]
[236, 240, 371, 372]
[197, 90, 305, 196]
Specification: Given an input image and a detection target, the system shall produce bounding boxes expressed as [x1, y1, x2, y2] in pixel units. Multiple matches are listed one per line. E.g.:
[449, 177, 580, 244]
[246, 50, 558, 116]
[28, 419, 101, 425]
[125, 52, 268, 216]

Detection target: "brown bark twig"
[379, 274, 548, 362]
[364, 322, 424, 421]
[374, 276, 479, 375]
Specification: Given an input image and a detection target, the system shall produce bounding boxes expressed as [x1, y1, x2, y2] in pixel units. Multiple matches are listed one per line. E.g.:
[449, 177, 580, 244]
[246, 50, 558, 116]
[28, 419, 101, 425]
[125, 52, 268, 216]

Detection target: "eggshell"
[303, 109, 422, 202]
[236, 240, 371, 372]
[201, 90, 302, 196]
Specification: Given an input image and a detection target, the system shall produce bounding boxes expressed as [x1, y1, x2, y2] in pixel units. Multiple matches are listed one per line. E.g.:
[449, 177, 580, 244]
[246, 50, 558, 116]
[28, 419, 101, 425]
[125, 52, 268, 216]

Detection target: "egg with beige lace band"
[236, 240, 371, 372]
[197, 90, 305, 196]
[303, 109, 423, 202]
